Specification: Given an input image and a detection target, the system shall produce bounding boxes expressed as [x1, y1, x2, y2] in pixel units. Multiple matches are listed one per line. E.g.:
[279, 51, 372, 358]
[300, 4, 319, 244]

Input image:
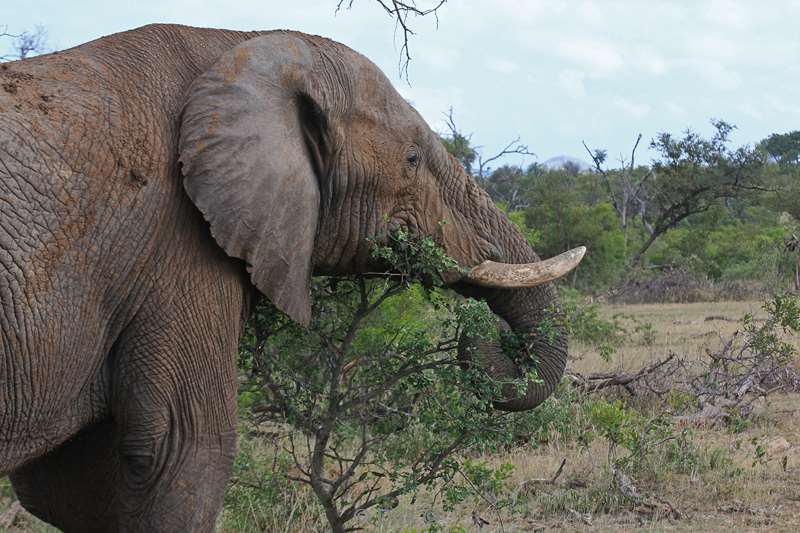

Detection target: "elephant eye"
[406, 148, 420, 168]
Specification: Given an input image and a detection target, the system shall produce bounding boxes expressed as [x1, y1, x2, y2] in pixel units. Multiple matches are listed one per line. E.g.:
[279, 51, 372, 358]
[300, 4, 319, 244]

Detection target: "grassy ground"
[3, 300, 800, 532]
[571, 300, 772, 375]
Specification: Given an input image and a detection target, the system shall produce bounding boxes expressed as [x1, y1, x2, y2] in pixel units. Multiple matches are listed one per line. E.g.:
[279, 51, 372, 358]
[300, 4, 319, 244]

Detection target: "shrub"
[237, 231, 543, 532]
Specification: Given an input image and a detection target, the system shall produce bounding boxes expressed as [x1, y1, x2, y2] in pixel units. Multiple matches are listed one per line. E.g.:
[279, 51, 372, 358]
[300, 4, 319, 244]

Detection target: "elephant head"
[178, 32, 584, 411]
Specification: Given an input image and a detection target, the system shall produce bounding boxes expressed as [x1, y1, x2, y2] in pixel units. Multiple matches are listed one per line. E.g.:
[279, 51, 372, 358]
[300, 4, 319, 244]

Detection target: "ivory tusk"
[464, 246, 586, 288]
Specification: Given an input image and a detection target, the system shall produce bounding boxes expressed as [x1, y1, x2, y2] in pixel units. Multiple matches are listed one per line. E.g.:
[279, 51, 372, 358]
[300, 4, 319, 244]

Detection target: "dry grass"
[572, 300, 779, 374]
[363, 395, 800, 532]
[4, 300, 800, 532]
[0, 479, 54, 532]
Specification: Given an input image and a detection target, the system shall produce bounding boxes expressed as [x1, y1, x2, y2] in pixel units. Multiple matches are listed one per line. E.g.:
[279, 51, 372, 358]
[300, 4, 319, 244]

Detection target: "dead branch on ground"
[568, 316, 800, 427]
[614, 469, 682, 520]
[568, 354, 676, 395]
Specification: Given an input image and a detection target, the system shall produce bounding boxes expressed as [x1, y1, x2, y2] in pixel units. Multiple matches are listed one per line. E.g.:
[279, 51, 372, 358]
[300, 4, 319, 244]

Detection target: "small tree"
[239, 232, 532, 531]
[583, 134, 654, 254]
[0, 25, 47, 61]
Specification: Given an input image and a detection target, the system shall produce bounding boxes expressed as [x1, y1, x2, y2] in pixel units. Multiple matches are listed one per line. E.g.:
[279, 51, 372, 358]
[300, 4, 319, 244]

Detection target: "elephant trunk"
[455, 282, 567, 411]
[452, 202, 572, 411]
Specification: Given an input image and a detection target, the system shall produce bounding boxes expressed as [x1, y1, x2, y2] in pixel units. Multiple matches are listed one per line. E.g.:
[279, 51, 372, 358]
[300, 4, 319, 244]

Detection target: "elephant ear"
[179, 34, 332, 326]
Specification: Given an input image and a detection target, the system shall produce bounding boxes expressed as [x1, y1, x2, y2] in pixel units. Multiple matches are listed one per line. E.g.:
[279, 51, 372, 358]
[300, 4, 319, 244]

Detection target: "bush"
[559, 287, 626, 360]
[236, 232, 544, 532]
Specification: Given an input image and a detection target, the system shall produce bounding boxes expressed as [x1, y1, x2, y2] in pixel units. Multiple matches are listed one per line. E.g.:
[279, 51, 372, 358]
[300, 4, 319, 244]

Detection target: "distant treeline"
[445, 124, 800, 298]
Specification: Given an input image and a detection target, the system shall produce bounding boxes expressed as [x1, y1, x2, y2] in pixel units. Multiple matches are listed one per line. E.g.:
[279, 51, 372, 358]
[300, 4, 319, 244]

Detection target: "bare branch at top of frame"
[336, 0, 447, 80]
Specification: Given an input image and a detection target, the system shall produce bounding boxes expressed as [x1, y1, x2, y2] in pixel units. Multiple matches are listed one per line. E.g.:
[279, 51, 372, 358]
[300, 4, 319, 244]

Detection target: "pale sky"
[2, 1, 799, 168]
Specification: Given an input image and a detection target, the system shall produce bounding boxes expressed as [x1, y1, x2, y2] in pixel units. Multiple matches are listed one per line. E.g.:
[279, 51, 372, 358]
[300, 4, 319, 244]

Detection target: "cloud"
[577, 1, 605, 22]
[692, 35, 741, 62]
[557, 69, 587, 98]
[492, 0, 565, 20]
[420, 45, 461, 70]
[485, 57, 520, 75]
[398, 85, 465, 131]
[765, 95, 800, 118]
[696, 60, 742, 91]
[557, 39, 624, 76]
[702, 0, 751, 29]
[665, 102, 689, 122]
[613, 97, 651, 119]
[738, 103, 766, 121]
[632, 49, 668, 76]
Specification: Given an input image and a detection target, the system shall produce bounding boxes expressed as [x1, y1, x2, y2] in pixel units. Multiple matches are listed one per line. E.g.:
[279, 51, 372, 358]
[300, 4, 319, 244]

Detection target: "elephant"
[0, 24, 584, 531]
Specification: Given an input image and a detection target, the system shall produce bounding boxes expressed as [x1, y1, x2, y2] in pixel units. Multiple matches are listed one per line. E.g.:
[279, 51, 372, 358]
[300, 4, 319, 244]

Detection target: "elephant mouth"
[459, 246, 586, 288]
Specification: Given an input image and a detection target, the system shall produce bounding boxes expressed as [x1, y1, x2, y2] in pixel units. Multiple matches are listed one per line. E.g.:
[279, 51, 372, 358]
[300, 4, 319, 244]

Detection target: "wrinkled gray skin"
[0, 25, 566, 532]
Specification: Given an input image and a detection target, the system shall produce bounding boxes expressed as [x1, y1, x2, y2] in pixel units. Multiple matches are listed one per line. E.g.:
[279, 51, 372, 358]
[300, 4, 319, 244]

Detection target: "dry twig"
[0, 501, 23, 529]
[614, 469, 682, 520]
[512, 458, 567, 506]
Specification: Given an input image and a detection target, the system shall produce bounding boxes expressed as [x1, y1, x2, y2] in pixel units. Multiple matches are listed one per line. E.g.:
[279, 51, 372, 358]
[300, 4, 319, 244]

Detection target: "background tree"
[760, 131, 800, 167]
[438, 113, 786, 292]
[583, 134, 653, 254]
[484, 164, 531, 211]
[523, 168, 626, 291]
[0, 25, 47, 61]
[630, 120, 769, 263]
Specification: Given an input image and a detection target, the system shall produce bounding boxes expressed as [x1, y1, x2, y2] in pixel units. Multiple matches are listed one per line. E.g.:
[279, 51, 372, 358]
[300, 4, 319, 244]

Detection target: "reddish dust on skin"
[220, 47, 250, 84]
[193, 111, 221, 157]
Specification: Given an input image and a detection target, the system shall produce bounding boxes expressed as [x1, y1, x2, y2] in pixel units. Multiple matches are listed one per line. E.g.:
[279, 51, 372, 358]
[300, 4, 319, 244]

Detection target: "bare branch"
[476, 137, 536, 180]
[568, 353, 677, 394]
[443, 106, 467, 141]
[444, 107, 534, 181]
[629, 133, 643, 172]
[0, 24, 47, 61]
[336, 1, 446, 80]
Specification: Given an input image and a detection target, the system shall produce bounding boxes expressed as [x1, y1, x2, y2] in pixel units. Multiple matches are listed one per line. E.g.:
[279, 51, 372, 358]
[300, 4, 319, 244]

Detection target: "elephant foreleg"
[13, 270, 245, 532]
[11, 325, 240, 533]
[110, 289, 242, 532]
